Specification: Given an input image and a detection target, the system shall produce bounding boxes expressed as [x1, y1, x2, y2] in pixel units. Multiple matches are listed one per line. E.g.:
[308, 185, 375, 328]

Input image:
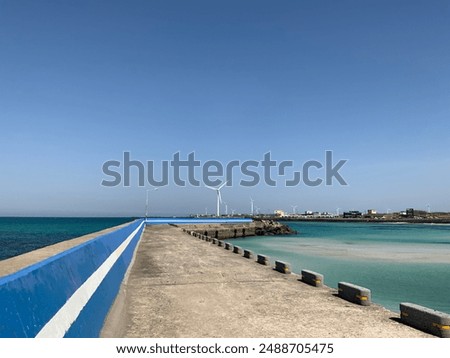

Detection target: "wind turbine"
[250, 197, 254, 216]
[291, 205, 298, 215]
[205, 181, 227, 217]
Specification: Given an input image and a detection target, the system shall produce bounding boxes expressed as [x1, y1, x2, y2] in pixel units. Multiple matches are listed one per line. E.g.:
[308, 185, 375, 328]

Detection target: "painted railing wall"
[0, 219, 144, 338]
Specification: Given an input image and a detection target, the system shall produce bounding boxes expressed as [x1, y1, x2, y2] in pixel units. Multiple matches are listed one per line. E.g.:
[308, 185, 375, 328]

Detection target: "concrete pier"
[102, 225, 431, 338]
[178, 220, 295, 240]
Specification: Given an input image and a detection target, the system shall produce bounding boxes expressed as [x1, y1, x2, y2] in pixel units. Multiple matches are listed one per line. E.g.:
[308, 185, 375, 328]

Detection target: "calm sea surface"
[232, 221, 450, 314]
[0, 217, 133, 261]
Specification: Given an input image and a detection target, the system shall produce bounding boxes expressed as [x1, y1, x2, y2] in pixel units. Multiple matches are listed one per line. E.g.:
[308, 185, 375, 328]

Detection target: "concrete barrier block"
[243, 249, 254, 259]
[275, 260, 291, 274]
[301, 269, 324, 287]
[218, 240, 224, 247]
[338, 282, 371, 306]
[212, 238, 218, 244]
[233, 246, 243, 254]
[205, 236, 212, 242]
[400, 303, 450, 338]
[257, 254, 270, 266]
[224, 242, 233, 251]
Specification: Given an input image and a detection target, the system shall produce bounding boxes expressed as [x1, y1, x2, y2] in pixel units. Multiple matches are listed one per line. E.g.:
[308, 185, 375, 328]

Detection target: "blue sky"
[1, 0, 449, 216]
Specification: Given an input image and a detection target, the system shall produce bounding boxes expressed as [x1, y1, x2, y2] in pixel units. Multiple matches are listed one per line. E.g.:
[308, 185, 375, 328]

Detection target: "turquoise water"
[0, 217, 133, 261]
[231, 221, 450, 314]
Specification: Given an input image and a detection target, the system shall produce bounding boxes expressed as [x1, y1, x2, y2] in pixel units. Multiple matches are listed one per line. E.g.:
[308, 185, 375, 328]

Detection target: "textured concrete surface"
[301, 269, 324, 287]
[102, 225, 432, 338]
[338, 282, 372, 306]
[400, 303, 450, 338]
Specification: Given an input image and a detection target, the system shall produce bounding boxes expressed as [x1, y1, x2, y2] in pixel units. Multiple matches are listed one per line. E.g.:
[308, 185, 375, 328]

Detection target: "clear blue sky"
[1, 0, 449, 216]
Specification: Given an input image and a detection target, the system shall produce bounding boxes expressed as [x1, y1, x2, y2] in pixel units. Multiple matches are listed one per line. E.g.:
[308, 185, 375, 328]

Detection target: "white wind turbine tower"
[205, 181, 227, 217]
[291, 205, 298, 215]
[250, 197, 255, 216]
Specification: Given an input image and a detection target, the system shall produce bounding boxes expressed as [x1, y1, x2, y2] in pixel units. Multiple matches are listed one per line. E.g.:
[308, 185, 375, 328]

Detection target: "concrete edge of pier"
[101, 224, 434, 338]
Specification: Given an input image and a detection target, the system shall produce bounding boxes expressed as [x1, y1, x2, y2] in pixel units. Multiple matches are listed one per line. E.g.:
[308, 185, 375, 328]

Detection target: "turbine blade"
[218, 180, 228, 190]
[205, 185, 215, 191]
[218, 191, 223, 204]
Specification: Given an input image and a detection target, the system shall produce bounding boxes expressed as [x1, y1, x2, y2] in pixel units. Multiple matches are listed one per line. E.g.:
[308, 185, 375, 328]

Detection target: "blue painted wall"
[0, 219, 144, 338]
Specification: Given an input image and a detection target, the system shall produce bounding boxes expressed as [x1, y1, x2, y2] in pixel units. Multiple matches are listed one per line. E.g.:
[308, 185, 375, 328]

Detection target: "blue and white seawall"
[0, 217, 251, 338]
[0, 219, 145, 338]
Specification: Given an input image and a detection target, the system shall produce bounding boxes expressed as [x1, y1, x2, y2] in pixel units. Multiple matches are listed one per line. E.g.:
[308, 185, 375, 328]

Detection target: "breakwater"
[177, 219, 295, 240]
[184, 227, 450, 338]
[103, 224, 431, 338]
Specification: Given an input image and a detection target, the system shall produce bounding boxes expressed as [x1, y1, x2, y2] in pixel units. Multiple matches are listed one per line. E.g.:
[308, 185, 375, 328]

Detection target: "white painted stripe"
[36, 222, 144, 338]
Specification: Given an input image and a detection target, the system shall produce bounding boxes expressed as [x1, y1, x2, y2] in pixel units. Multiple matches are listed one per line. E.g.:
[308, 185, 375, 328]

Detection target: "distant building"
[367, 209, 377, 215]
[274, 210, 286, 217]
[343, 211, 362, 218]
[406, 208, 415, 217]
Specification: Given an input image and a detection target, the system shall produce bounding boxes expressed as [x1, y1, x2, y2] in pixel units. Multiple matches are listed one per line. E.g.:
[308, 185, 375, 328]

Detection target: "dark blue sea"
[0, 217, 133, 261]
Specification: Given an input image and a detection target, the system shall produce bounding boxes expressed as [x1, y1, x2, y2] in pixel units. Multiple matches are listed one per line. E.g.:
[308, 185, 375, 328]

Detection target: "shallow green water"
[231, 221, 450, 314]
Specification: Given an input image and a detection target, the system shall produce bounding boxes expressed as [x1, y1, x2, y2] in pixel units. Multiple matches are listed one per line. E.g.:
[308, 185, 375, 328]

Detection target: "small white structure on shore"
[274, 209, 286, 217]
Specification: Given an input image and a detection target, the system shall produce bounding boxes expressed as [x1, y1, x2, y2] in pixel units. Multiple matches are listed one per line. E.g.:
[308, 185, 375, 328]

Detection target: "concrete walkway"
[102, 225, 431, 338]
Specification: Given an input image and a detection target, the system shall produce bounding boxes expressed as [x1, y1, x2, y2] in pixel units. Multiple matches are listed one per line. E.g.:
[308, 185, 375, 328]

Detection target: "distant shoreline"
[276, 217, 450, 224]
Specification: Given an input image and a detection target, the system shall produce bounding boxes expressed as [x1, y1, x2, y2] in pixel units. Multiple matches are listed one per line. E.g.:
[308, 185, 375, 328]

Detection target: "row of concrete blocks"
[184, 229, 450, 338]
